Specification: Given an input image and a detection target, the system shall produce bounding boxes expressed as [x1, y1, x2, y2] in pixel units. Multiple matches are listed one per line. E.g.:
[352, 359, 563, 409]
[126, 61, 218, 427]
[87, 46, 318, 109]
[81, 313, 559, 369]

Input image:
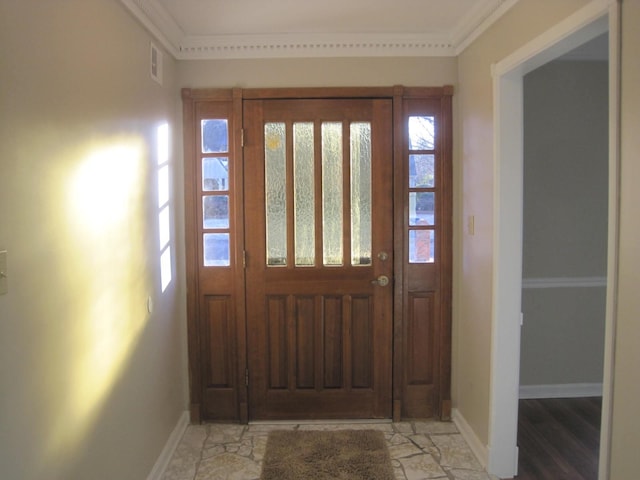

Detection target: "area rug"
[260, 429, 395, 480]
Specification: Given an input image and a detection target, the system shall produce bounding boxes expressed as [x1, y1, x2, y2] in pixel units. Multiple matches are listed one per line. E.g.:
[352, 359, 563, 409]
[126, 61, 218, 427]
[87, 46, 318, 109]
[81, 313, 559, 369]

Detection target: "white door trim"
[488, 1, 618, 478]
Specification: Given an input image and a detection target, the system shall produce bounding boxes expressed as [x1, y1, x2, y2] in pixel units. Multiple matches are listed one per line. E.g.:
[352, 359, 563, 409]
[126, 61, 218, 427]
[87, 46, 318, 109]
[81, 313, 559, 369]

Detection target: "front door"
[243, 98, 394, 420]
[182, 86, 453, 424]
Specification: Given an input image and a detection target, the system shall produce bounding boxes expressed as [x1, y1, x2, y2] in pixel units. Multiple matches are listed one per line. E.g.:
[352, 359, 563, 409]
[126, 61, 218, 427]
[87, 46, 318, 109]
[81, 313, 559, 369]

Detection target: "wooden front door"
[182, 87, 453, 424]
[243, 98, 393, 420]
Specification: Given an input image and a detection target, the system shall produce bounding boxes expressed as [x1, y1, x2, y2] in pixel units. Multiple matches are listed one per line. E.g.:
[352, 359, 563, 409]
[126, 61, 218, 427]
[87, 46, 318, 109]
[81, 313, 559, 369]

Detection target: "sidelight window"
[408, 116, 436, 263]
[201, 119, 231, 266]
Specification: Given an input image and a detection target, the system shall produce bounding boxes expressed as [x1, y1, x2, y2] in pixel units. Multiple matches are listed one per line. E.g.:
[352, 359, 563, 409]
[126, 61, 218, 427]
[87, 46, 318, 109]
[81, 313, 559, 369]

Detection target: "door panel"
[244, 98, 393, 420]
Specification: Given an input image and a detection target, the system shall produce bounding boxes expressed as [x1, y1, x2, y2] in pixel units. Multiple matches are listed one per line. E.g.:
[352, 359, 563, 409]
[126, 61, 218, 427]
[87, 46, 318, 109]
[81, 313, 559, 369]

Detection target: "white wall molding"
[453, 0, 521, 55]
[520, 383, 603, 399]
[119, 0, 182, 58]
[177, 33, 455, 59]
[522, 276, 607, 289]
[147, 410, 190, 480]
[119, 0, 518, 60]
[452, 408, 490, 470]
[492, 0, 610, 78]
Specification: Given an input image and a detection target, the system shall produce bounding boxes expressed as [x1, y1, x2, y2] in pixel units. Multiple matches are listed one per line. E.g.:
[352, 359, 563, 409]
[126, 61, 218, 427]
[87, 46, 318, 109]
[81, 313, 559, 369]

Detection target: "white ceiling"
[159, 0, 484, 36]
[121, 0, 520, 59]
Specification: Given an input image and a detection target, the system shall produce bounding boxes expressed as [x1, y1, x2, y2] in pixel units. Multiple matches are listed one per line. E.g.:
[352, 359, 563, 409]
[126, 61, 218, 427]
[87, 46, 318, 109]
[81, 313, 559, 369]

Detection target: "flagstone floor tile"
[161, 421, 499, 480]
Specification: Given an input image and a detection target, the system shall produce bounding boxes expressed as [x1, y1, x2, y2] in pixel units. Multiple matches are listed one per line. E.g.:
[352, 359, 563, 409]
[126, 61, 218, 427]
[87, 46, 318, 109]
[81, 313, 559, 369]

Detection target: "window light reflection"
[159, 206, 170, 249]
[157, 123, 172, 292]
[157, 123, 169, 165]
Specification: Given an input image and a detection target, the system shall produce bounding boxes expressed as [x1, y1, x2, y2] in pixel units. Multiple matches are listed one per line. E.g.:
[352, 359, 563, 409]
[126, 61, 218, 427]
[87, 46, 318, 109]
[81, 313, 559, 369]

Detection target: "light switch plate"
[0, 250, 7, 295]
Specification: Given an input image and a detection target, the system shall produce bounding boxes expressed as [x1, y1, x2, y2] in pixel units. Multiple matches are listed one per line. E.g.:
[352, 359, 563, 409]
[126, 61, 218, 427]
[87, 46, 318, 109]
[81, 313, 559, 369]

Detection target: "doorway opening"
[489, 3, 619, 478]
[517, 31, 609, 480]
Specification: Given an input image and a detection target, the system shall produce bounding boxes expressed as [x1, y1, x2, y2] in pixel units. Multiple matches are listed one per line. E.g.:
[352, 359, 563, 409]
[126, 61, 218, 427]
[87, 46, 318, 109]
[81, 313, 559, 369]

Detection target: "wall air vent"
[150, 42, 163, 85]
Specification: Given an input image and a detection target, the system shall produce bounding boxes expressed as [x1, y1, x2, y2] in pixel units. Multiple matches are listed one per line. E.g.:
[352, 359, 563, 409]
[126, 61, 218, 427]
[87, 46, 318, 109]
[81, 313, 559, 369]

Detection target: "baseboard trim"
[452, 408, 489, 469]
[147, 410, 190, 480]
[519, 383, 603, 399]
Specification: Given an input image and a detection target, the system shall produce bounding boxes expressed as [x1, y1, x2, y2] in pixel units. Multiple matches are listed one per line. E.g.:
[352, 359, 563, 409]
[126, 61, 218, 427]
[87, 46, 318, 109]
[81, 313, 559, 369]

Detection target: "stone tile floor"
[163, 420, 499, 480]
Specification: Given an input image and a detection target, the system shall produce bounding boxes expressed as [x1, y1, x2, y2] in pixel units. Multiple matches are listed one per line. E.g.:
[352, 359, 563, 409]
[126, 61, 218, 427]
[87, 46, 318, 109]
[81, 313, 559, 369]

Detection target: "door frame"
[488, 2, 619, 477]
[182, 86, 453, 424]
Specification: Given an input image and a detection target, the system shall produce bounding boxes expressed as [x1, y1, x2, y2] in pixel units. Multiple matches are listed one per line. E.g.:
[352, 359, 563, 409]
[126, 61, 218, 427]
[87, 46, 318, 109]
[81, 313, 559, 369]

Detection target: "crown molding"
[177, 33, 455, 59]
[453, 0, 521, 55]
[120, 0, 519, 60]
[120, 0, 183, 57]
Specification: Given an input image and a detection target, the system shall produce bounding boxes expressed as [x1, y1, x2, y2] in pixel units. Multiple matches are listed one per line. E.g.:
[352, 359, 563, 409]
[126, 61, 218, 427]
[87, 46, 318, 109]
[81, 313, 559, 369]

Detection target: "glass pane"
[409, 154, 435, 188]
[203, 195, 229, 229]
[201, 119, 229, 153]
[265, 123, 287, 266]
[350, 122, 372, 266]
[409, 192, 435, 226]
[294, 122, 315, 266]
[202, 157, 229, 191]
[204, 233, 230, 266]
[409, 230, 435, 263]
[408, 116, 435, 150]
[322, 122, 343, 266]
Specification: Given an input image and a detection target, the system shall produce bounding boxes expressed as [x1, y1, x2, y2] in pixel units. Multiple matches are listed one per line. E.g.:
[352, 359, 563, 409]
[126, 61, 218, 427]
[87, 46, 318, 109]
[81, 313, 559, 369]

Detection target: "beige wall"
[0, 1, 187, 479]
[610, 0, 640, 477]
[178, 56, 457, 89]
[456, 0, 590, 445]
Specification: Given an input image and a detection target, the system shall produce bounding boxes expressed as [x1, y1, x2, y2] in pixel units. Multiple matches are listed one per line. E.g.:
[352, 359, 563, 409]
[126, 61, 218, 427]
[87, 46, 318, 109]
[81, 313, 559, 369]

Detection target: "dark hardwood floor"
[515, 397, 602, 480]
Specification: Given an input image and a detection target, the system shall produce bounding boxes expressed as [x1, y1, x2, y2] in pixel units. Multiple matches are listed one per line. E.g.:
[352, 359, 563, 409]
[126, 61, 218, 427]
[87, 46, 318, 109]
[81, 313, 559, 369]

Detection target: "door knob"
[371, 275, 390, 287]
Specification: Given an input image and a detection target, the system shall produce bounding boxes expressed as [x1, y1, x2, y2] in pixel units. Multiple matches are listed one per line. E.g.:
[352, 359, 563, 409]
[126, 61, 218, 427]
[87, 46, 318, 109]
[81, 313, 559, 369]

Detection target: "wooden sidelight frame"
[182, 86, 453, 423]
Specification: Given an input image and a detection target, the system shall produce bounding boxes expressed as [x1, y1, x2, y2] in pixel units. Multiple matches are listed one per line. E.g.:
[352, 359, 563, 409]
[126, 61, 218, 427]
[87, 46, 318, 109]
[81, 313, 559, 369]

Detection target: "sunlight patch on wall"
[44, 136, 151, 465]
[70, 145, 142, 234]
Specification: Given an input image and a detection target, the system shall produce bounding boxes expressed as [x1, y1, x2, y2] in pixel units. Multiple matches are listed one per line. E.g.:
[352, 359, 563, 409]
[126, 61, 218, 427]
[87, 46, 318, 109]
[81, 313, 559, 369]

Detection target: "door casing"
[182, 86, 453, 423]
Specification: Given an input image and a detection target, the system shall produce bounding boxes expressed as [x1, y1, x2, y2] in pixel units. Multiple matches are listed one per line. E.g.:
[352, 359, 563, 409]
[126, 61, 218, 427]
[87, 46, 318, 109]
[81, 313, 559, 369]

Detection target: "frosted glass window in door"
[265, 123, 287, 266]
[350, 122, 372, 266]
[294, 122, 315, 266]
[322, 122, 343, 266]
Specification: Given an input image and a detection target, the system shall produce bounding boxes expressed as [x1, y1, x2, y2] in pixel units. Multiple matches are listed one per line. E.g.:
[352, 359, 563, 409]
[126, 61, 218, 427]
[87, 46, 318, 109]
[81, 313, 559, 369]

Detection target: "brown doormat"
[260, 429, 395, 480]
